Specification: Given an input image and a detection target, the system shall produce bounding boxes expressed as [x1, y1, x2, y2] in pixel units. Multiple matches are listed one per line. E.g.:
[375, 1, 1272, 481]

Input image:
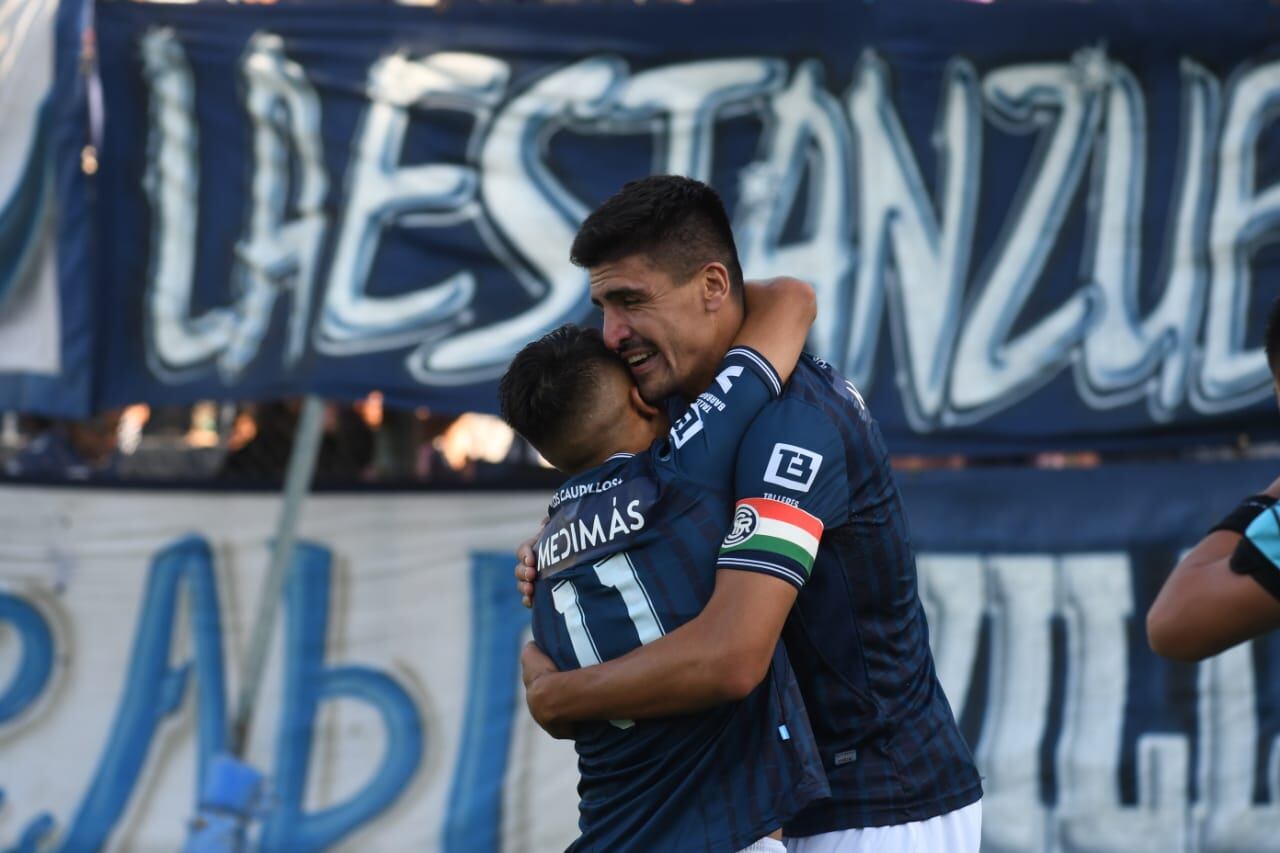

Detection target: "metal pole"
[229, 395, 327, 757]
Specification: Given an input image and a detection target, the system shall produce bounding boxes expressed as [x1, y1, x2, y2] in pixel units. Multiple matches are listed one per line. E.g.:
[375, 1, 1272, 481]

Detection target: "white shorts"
[784, 800, 982, 853]
[738, 837, 787, 853]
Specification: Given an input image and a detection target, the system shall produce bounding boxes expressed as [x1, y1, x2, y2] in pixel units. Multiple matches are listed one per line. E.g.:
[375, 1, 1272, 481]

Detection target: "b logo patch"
[722, 504, 760, 547]
[763, 443, 823, 492]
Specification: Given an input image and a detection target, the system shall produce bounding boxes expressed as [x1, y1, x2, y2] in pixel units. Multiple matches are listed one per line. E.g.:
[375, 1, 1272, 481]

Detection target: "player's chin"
[636, 371, 674, 405]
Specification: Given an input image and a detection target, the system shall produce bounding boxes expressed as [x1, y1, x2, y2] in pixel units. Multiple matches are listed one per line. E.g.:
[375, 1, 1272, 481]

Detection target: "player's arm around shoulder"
[735, 277, 816, 385]
[1147, 476, 1280, 662]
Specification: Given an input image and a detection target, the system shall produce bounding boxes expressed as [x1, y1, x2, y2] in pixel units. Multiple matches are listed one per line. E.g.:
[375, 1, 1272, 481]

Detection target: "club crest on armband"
[723, 503, 760, 547]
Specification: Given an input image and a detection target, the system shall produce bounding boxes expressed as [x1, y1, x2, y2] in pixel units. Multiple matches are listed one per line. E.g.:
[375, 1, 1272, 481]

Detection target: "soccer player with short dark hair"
[500, 278, 829, 852]
[515, 175, 983, 852]
[1147, 297, 1280, 661]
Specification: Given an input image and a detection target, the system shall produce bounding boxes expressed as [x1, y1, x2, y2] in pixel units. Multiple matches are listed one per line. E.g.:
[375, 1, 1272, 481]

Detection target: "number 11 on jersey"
[550, 552, 666, 730]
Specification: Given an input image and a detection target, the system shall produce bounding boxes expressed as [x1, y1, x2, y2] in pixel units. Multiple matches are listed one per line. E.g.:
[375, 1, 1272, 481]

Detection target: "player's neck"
[679, 352, 731, 403]
[572, 419, 662, 475]
[678, 315, 742, 403]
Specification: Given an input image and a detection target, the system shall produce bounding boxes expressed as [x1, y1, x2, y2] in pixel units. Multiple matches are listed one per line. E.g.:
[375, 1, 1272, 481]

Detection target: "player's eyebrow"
[591, 285, 647, 308]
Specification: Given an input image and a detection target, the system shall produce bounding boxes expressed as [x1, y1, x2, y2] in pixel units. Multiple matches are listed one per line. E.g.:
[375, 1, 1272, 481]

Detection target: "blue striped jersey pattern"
[719, 354, 983, 834]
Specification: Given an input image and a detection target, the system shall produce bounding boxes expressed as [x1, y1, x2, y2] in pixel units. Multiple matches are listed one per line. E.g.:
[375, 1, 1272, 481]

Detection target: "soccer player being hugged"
[1147, 297, 1280, 661]
[500, 277, 828, 852]
[515, 176, 982, 853]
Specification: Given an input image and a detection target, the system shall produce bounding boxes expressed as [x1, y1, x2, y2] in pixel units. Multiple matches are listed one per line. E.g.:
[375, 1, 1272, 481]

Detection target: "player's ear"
[700, 262, 731, 313]
[629, 385, 661, 419]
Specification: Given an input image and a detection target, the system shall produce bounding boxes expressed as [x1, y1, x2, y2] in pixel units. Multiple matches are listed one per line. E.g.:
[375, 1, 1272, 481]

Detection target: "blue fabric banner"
[69, 1, 1280, 450]
[0, 0, 94, 418]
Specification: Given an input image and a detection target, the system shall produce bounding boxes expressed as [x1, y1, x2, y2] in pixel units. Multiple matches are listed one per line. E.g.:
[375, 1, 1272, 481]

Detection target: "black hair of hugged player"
[498, 324, 630, 471]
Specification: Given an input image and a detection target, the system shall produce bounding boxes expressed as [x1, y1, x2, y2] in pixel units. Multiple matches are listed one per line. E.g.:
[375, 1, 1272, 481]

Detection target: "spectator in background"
[218, 401, 297, 482]
[414, 411, 463, 481]
[1147, 298, 1280, 660]
[324, 406, 376, 482]
[5, 409, 123, 480]
[217, 400, 374, 484]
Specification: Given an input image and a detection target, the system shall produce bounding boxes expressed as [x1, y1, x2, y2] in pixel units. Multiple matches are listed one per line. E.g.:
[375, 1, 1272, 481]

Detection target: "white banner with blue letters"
[2, 460, 1279, 851]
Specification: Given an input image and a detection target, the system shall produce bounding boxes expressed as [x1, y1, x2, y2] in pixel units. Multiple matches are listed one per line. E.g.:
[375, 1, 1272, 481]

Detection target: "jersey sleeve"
[663, 346, 785, 487]
[716, 399, 848, 590]
[1230, 506, 1280, 600]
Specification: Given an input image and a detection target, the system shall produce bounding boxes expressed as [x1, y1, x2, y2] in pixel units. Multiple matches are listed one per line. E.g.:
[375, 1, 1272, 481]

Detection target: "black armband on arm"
[1229, 500, 1280, 601]
[1210, 494, 1278, 535]
[1230, 537, 1280, 601]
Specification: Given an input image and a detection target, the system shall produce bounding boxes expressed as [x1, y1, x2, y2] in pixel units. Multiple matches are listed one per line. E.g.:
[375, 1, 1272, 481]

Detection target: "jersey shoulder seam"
[754, 392, 846, 453]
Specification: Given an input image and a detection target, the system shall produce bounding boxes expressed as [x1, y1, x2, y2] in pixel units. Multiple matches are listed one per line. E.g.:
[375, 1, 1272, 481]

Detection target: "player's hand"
[514, 518, 548, 608]
[521, 640, 559, 688]
[521, 642, 573, 739]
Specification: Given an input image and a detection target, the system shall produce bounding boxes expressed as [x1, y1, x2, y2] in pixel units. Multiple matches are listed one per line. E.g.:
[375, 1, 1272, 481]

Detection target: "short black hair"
[571, 175, 743, 295]
[1267, 296, 1280, 379]
[498, 324, 627, 464]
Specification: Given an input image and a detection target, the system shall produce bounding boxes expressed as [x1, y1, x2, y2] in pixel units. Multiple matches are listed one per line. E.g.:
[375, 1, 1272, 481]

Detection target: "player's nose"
[601, 310, 630, 352]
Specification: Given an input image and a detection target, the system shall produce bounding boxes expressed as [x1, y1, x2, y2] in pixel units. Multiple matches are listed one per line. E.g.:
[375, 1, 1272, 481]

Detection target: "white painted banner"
[0, 487, 579, 852]
[0, 485, 1277, 852]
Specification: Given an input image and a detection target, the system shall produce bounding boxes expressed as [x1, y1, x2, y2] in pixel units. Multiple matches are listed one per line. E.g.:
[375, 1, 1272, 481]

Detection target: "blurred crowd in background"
[0, 399, 552, 486]
[4, 393, 1268, 486]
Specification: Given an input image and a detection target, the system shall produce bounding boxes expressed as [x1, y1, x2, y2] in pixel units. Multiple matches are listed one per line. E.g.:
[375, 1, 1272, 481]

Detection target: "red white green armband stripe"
[718, 497, 824, 588]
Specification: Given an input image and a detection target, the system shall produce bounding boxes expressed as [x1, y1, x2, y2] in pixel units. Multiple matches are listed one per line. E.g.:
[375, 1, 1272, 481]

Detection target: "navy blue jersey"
[717, 354, 982, 833]
[532, 347, 829, 853]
